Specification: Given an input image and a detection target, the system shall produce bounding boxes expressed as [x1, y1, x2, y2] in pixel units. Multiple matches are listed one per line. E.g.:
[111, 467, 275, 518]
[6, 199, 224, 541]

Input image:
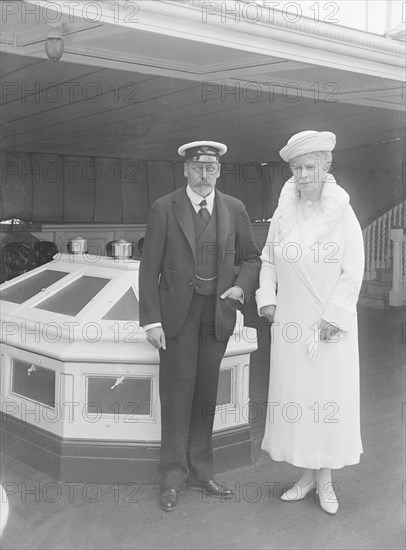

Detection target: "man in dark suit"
[139, 141, 260, 512]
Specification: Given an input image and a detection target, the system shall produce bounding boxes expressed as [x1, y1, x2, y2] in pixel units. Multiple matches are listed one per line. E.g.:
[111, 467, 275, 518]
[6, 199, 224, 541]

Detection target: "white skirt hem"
[262, 444, 362, 470]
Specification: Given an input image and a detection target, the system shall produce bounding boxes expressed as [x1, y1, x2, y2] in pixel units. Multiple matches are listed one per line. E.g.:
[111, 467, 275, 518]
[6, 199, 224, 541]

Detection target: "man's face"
[184, 160, 221, 197]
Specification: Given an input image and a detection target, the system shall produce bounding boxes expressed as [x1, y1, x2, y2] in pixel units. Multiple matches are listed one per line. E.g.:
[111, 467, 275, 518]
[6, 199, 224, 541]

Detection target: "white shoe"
[281, 481, 316, 501]
[318, 485, 339, 515]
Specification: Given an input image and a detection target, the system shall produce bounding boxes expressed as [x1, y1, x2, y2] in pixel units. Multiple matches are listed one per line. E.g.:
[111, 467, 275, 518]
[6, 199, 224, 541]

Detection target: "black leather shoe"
[186, 479, 234, 499]
[159, 488, 180, 512]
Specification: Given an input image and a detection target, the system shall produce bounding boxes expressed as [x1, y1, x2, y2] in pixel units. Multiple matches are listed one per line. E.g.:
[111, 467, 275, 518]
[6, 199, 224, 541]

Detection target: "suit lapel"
[172, 187, 230, 268]
[215, 190, 230, 265]
[172, 187, 196, 263]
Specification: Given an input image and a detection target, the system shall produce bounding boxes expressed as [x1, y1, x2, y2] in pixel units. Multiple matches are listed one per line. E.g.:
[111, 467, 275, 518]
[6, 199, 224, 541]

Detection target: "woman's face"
[289, 153, 329, 198]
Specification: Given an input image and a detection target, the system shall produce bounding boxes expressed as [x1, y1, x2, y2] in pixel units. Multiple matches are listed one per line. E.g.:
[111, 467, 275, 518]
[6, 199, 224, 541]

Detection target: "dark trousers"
[158, 294, 229, 491]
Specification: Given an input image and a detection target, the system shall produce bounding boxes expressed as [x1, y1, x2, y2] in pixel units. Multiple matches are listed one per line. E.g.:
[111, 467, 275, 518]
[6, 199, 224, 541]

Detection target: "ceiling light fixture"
[45, 26, 64, 62]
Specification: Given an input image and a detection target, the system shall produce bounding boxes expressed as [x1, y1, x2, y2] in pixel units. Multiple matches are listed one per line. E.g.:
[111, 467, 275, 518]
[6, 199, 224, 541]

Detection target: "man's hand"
[320, 319, 339, 341]
[146, 327, 166, 350]
[220, 286, 243, 301]
[259, 305, 276, 323]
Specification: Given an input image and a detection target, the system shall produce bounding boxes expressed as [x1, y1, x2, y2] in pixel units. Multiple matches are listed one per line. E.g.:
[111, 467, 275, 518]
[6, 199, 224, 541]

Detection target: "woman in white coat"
[256, 131, 364, 514]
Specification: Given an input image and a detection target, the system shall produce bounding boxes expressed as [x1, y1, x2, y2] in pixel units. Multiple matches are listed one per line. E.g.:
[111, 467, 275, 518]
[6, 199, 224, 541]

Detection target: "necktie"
[199, 199, 210, 225]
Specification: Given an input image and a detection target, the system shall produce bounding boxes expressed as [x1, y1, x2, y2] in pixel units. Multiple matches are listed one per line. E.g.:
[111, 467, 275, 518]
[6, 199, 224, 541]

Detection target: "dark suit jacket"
[139, 186, 260, 341]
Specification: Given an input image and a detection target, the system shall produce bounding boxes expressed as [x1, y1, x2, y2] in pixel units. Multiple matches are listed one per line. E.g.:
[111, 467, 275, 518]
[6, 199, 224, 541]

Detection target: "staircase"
[359, 201, 406, 310]
[359, 267, 392, 309]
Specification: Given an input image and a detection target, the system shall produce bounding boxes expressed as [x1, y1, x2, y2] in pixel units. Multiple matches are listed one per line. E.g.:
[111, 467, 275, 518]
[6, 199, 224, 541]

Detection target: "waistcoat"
[192, 203, 218, 296]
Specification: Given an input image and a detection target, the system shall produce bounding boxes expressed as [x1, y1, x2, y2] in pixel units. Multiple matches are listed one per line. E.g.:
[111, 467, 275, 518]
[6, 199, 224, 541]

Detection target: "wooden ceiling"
[0, 1, 404, 164]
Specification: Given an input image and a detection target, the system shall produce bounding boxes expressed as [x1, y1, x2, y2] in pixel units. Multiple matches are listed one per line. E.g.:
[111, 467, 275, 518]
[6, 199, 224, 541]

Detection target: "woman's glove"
[306, 319, 340, 360]
[306, 331, 320, 359]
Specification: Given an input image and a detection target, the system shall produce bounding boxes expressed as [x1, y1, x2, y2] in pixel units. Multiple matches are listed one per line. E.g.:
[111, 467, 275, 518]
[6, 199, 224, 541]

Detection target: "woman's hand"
[260, 305, 276, 323]
[320, 319, 339, 341]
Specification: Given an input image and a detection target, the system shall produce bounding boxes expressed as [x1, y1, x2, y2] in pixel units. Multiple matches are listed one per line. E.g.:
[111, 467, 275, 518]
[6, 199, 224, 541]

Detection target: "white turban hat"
[279, 131, 336, 162]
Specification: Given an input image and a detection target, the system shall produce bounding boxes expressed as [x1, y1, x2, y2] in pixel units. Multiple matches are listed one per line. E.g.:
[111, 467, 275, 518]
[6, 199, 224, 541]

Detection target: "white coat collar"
[275, 174, 349, 241]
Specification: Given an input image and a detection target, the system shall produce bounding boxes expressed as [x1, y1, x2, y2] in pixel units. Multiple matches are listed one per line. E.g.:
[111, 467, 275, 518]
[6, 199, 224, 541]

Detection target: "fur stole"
[274, 174, 350, 241]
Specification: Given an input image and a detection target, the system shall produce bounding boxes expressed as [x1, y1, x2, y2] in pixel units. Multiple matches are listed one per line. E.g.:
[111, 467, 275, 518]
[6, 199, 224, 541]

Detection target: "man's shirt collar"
[186, 185, 215, 213]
